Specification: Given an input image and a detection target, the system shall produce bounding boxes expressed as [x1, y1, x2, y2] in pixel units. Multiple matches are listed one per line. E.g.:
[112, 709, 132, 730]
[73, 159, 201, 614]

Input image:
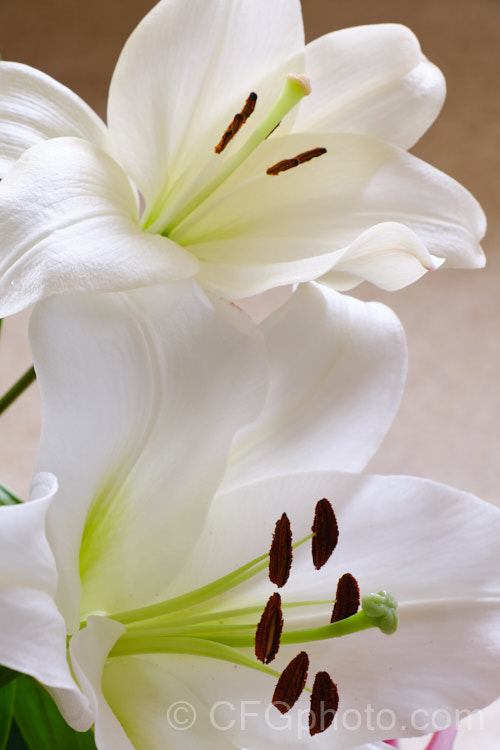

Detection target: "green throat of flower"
[142, 73, 327, 244]
[84, 499, 398, 736]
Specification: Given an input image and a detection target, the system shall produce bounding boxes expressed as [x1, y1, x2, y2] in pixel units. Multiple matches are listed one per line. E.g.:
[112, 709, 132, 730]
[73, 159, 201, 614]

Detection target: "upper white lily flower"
[0, 0, 486, 316]
[1, 281, 499, 750]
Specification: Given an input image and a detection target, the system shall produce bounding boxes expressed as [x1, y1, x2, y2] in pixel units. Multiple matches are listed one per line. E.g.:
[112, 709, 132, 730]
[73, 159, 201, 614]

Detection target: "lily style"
[0, 0, 486, 317]
[1, 281, 499, 750]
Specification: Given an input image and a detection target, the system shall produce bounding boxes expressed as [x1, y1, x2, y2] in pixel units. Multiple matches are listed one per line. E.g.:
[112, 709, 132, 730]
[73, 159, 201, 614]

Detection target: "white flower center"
[141, 74, 326, 245]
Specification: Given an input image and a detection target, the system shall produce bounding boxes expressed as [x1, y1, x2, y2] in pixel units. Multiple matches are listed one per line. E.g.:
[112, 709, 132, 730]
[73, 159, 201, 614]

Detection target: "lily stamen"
[272, 651, 309, 714]
[309, 671, 339, 735]
[311, 497, 339, 569]
[331, 572, 361, 623]
[255, 592, 283, 664]
[267, 147, 327, 175]
[269, 512, 293, 587]
[215, 92, 258, 154]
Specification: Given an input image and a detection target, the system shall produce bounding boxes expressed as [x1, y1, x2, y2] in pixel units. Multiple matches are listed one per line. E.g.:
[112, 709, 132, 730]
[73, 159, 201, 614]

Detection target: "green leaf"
[5, 721, 30, 750]
[13, 676, 97, 750]
[0, 683, 16, 750]
[0, 667, 19, 689]
[0, 485, 22, 506]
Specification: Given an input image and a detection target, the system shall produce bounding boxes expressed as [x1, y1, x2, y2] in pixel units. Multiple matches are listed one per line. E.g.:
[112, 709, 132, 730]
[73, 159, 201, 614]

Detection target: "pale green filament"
[155, 74, 310, 238]
[107, 532, 314, 627]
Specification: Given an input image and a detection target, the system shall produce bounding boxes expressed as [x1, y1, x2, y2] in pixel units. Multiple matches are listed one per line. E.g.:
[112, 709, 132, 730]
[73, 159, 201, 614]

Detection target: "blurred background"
[0, 0, 498, 502]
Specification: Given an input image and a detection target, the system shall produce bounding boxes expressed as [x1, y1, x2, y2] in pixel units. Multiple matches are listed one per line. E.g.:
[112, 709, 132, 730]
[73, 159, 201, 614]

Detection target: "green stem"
[0, 365, 36, 416]
[0, 484, 22, 505]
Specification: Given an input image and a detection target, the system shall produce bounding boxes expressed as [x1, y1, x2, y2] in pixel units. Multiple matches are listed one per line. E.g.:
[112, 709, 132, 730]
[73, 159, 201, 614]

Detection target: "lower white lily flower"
[0, 0, 485, 316]
[1, 282, 499, 750]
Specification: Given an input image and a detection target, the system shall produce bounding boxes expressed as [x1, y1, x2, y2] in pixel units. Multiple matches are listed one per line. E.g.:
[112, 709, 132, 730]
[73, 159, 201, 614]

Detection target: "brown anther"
[266, 158, 299, 175]
[311, 498, 338, 570]
[272, 651, 309, 714]
[214, 92, 258, 154]
[266, 146, 327, 175]
[269, 513, 293, 588]
[297, 147, 327, 163]
[309, 671, 339, 736]
[255, 592, 283, 664]
[331, 573, 360, 623]
[241, 91, 257, 120]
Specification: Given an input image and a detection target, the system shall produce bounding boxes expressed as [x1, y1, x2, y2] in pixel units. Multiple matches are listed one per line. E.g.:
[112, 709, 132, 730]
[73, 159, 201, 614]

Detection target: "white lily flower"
[0, 0, 486, 316]
[1, 281, 499, 750]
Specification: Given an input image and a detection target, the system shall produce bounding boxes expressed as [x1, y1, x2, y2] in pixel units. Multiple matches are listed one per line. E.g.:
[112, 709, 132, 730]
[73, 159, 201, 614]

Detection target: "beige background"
[0, 0, 499, 503]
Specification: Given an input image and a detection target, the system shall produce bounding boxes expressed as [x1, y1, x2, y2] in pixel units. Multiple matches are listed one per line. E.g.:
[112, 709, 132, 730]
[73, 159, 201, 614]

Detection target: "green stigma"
[362, 590, 399, 635]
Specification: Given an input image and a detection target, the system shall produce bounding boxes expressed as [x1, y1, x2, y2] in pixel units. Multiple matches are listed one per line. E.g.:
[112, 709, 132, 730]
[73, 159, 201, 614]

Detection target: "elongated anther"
[215, 92, 258, 153]
[266, 147, 327, 175]
[311, 498, 339, 569]
[266, 158, 299, 175]
[309, 671, 339, 735]
[255, 592, 283, 664]
[269, 513, 293, 587]
[272, 651, 309, 714]
[331, 573, 360, 623]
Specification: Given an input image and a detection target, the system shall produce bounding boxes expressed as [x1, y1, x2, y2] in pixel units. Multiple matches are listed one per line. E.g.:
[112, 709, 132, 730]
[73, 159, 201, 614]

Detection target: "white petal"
[224, 283, 407, 489]
[0, 137, 197, 316]
[0, 62, 111, 177]
[102, 654, 239, 750]
[294, 25, 446, 149]
[197, 252, 344, 299]
[319, 223, 444, 292]
[174, 472, 500, 747]
[102, 651, 395, 750]
[67, 616, 131, 742]
[0, 476, 92, 730]
[177, 132, 484, 297]
[107, 0, 304, 219]
[235, 285, 294, 324]
[29, 281, 268, 627]
[192, 471, 500, 601]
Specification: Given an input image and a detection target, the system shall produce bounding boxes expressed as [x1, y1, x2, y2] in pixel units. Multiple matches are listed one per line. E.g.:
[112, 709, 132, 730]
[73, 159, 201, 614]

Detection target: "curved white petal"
[176, 132, 484, 298]
[0, 137, 197, 317]
[67, 616, 130, 742]
[29, 281, 268, 627]
[102, 654, 240, 750]
[0, 475, 93, 730]
[169, 472, 500, 748]
[293, 24, 446, 149]
[319, 222, 444, 292]
[108, 0, 304, 219]
[0, 62, 111, 177]
[102, 652, 417, 750]
[224, 283, 407, 489]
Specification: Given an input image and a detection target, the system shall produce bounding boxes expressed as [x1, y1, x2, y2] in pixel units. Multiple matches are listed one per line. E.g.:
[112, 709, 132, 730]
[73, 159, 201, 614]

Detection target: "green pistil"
[158, 74, 310, 239]
[109, 595, 398, 671]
